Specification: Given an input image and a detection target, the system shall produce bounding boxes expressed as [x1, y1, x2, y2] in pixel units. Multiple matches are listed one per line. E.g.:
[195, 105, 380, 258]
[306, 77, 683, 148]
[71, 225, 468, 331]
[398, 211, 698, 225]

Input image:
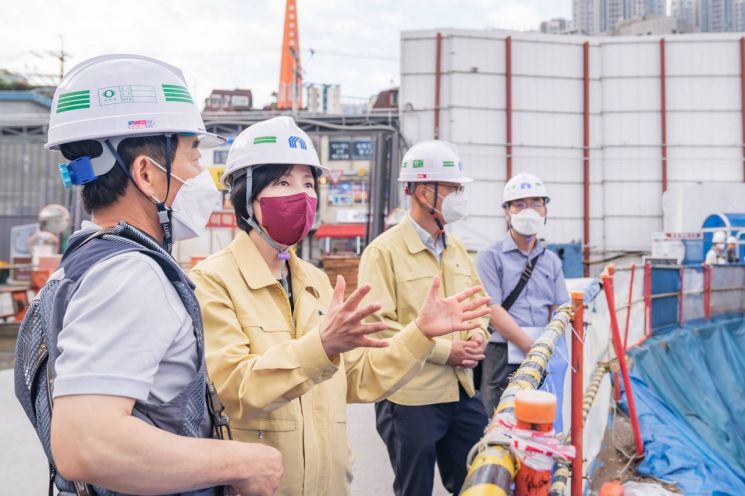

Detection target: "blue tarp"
[621, 316, 745, 495]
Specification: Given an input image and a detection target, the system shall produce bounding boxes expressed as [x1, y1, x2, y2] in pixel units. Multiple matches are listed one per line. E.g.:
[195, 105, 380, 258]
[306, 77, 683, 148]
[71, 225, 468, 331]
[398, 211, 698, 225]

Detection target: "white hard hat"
[38, 204, 71, 234]
[727, 235, 737, 244]
[46, 54, 224, 178]
[503, 172, 550, 205]
[712, 230, 727, 244]
[398, 140, 473, 184]
[222, 116, 327, 185]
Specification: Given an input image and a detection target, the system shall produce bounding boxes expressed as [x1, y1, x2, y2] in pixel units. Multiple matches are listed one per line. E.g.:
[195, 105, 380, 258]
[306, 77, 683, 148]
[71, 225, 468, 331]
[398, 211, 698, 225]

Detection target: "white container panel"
[604, 181, 662, 217]
[512, 39, 584, 78]
[464, 178, 504, 214]
[602, 146, 662, 181]
[512, 76, 583, 113]
[439, 108, 454, 142]
[452, 215, 505, 250]
[589, 79, 603, 119]
[589, 114, 604, 150]
[450, 107, 504, 145]
[602, 113, 660, 146]
[663, 183, 745, 232]
[401, 110, 436, 143]
[590, 218, 605, 251]
[601, 41, 660, 78]
[605, 216, 662, 251]
[450, 72, 504, 109]
[666, 39, 739, 76]
[401, 36, 438, 74]
[542, 183, 584, 219]
[666, 76, 740, 111]
[449, 36, 505, 74]
[510, 147, 585, 184]
[667, 147, 742, 182]
[457, 142, 510, 182]
[541, 218, 584, 245]
[400, 74, 436, 111]
[602, 78, 660, 112]
[513, 112, 583, 148]
[667, 112, 741, 146]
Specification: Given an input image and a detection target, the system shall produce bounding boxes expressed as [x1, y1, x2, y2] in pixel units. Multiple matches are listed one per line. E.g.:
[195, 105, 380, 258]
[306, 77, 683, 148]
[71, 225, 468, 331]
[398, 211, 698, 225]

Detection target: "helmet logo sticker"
[128, 119, 156, 130]
[288, 135, 307, 150]
[402, 160, 408, 168]
[417, 173, 428, 179]
[162, 84, 193, 103]
[412, 159, 424, 168]
[56, 90, 90, 113]
[443, 160, 455, 167]
[254, 135, 277, 144]
[99, 85, 157, 106]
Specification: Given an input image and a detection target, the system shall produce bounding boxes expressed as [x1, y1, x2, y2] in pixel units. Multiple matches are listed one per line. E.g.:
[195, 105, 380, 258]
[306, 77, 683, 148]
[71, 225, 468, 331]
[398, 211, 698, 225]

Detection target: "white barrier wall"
[400, 29, 745, 258]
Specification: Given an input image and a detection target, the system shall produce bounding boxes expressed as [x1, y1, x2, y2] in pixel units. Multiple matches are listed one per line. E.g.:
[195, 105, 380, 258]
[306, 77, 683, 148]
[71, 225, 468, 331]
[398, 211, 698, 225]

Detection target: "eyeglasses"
[428, 183, 465, 194]
[509, 199, 546, 210]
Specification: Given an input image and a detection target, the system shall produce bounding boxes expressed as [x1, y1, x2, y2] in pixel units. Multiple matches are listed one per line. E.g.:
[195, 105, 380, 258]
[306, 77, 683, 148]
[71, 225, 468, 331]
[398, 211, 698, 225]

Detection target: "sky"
[0, 0, 571, 108]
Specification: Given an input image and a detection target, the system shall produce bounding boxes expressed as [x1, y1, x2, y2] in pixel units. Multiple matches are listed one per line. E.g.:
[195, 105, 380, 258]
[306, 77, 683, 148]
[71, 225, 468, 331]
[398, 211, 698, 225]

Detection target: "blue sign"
[329, 141, 351, 160]
[352, 140, 372, 160]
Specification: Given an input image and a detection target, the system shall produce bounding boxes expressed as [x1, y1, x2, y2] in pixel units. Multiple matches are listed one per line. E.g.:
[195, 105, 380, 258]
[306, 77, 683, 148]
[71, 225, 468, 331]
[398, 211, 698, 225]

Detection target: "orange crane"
[277, 0, 302, 111]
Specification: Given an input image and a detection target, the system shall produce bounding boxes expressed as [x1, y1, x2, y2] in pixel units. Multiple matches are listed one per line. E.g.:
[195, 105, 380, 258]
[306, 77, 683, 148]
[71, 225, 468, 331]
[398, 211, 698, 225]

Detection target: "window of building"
[232, 95, 249, 107]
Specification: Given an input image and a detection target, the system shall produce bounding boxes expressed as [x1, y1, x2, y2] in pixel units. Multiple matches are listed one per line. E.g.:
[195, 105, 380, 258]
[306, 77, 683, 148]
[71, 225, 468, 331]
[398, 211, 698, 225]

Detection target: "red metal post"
[505, 35, 513, 179]
[623, 263, 636, 350]
[660, 38, 668, 193]
[740, 37, 745, 181]
[704, 264, 712, 320]
[570, 290, 585, 496]
[678, 266, 685, 325]
[434, 32, 442, 139]
[583, 41, 591, 277]
[602, 267, 645, 456]
[643, 261, 652, 337]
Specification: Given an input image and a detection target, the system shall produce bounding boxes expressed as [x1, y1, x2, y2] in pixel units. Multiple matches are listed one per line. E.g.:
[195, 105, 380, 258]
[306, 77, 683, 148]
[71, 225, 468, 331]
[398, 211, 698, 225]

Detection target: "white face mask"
[147, 158, 221, 241]
[427, 187, 468, 224]
[509, 208, 545, 236]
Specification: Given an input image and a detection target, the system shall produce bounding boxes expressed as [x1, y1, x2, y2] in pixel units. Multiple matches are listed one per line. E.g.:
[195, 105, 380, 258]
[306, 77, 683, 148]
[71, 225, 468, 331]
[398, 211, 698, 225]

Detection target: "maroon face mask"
[258, 192, 318, 246]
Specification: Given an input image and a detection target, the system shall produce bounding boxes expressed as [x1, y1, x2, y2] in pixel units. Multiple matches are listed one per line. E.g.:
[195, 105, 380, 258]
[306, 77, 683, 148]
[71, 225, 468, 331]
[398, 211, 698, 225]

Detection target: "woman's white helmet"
[47, 53, 224, 179]
[222, 116, 327, 187]
[398, 140, 472, 184]
[503, 172, 550, 206]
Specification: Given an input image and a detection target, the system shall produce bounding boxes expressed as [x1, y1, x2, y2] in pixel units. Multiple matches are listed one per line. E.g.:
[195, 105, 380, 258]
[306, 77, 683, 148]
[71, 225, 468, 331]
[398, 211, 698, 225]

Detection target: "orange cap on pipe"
[514, 390, 557, 424]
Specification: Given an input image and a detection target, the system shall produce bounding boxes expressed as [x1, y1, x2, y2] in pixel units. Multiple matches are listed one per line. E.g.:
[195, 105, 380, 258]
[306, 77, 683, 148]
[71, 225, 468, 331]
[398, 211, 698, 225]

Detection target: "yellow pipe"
[460, 446, 517, 496]
[459, 305, 574, 496]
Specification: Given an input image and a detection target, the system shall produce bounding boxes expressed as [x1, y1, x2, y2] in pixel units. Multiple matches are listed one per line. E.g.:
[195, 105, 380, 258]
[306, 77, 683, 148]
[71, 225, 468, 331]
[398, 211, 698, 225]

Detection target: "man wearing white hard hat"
[14, 54, 282, 496]
[356, 140, 490, 496]
[191, 118, 490, 496]
[705, 231, 728, 265]
[726, 235, 740, 264]
[475, 172, 570, 431]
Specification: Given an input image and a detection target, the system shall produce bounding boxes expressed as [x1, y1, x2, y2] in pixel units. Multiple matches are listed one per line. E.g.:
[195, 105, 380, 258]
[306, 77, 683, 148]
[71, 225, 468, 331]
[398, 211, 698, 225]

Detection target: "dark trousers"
[480, 342, 520, 417]
[375, 387, 488, 496]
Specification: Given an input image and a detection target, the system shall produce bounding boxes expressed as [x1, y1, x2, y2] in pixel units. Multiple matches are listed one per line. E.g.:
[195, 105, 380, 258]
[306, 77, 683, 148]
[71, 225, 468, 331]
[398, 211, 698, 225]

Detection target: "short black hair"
[230, 164, 320, 233]
[59, 135, 180, 214]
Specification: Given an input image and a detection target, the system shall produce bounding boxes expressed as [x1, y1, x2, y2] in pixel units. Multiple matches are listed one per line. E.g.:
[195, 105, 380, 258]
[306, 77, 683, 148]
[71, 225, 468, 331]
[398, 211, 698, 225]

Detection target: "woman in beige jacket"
[190, 117, 489, 496]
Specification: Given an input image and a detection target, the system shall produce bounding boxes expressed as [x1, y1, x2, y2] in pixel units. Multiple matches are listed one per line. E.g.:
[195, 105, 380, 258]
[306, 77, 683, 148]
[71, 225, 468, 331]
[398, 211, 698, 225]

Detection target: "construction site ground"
[589, 406, 681, 495]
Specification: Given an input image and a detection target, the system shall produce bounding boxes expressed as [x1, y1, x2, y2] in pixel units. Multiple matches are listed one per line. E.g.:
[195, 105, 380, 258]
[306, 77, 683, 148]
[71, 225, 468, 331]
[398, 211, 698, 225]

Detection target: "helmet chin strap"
[103, 134, 175, 253]
[424, 182, 447, 246]
[238, 168, 292, 296]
